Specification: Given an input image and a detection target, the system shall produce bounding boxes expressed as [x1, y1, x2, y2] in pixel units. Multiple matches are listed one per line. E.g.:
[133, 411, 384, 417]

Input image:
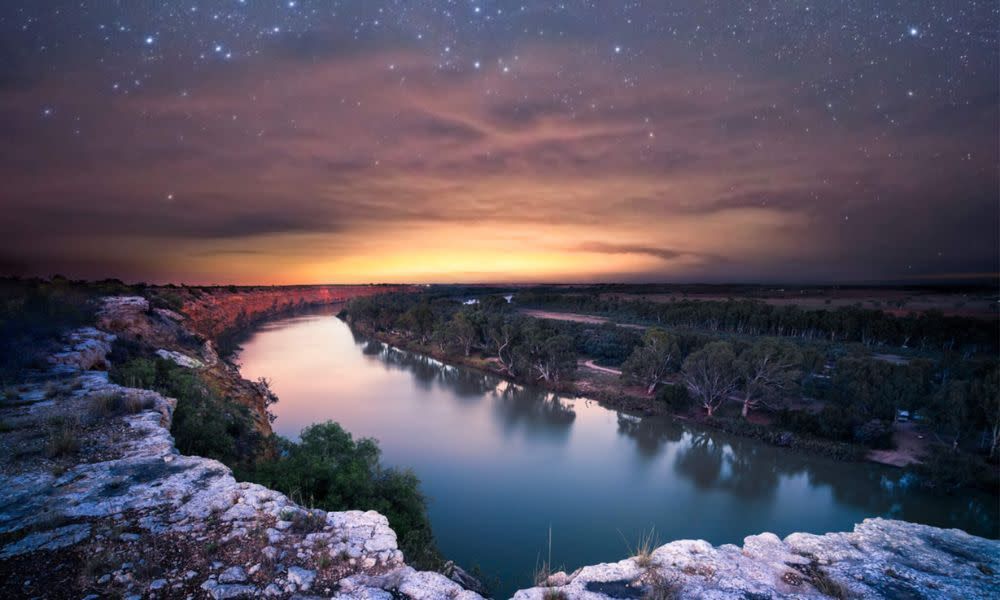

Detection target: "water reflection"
[238, 313, 998, 598]
[492, 380, 576, 438]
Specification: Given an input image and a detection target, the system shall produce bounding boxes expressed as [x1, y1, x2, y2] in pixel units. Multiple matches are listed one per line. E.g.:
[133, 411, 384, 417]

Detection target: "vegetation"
[681, 342, 740, 417]
[110, 353, 265, 466]
[346, 288, 999, 490]
[242, 422, 443, 570]
[621, 329, 679, 394]
[515, 289, 997, 354]
[0, 277, 137, 381]
[89, 391, 154, 419]
[46, 415, 80, 458]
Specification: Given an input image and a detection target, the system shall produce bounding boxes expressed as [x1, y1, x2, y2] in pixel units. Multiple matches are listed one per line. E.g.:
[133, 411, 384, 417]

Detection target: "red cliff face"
[178, 285, 414, 340]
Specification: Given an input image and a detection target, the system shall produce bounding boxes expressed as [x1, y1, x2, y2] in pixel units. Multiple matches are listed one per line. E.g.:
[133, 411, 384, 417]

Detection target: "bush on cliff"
[110, 357, 264, 465]
[241, 421, 442, 570]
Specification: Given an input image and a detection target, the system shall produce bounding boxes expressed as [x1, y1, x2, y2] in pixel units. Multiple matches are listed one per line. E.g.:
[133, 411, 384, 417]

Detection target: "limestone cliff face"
[176, 285, 413, 341]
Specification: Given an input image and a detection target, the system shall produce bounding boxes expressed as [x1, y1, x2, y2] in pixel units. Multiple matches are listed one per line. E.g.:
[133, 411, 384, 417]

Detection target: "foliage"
[516, 321, 577, 383]
[826, 358, 932, 421]
[0, 278, 101, 380]
[242, 421, 442, 569]
[620, 328, 679, 395]
[515, 289, 997, 354]
[908, 447, 999, 494]
[682, 341, 739, 417]
[734, 338, 803, 418]
[655, 384, 693, 412]
[110, 355, 264, 465]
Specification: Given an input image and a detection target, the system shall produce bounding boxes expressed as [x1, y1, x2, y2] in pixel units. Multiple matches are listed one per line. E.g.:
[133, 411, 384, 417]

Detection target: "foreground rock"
[0, 297, 481, 599]
[515, 518, 998, 599]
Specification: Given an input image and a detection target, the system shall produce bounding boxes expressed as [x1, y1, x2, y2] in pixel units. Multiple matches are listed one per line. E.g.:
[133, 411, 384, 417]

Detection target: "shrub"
[109, 357, 263, 465]
[655, 385, 692, 412]
[242, 421, 442, 569]
[852, 419, 894, 449]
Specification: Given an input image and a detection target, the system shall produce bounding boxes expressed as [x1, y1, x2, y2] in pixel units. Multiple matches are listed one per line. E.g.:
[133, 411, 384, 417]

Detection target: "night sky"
[1, 1, 997, 284]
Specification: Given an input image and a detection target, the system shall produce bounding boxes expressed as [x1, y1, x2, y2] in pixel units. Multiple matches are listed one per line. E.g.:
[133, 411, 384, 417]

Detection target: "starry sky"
[1, 1, 997, 285]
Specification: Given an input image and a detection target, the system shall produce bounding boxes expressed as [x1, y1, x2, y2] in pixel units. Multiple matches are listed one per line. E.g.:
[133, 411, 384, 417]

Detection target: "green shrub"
[242, 421, 442, 569]
[655, 385, 692, 412]
[110, 357, 263, 466]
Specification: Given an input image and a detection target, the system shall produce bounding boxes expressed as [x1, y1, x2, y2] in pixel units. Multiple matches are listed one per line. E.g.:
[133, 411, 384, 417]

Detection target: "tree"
[735, 338, 802, 418]
[399, 303, 435, 344]
[445, 311, 478, 357]
[682, 341, 739, 417]
[487, 314, 522, 376]
[530, 333, 578, 384]
[927, 379, 973, 451]
[620, 328, 680, 395]
[973, 366, 1000, 458]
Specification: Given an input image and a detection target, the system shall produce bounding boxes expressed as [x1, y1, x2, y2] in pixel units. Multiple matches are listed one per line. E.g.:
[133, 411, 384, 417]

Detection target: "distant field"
[596, 288, 998, 319]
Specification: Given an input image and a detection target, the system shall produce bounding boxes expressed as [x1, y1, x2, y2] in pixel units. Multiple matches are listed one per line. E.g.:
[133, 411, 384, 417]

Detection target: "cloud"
[573, 242, 727, 265]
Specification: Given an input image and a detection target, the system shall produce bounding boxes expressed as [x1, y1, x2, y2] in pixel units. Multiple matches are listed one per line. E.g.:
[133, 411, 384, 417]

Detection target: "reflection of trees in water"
[364, 342, 498, 397]
[807, 464, 998, 536]
[672, 432, 786, 500]
[351, 331, 997, 538]
[616, 413, 683, 460]
[670, 428, 998, 536]
[674, 432, 725, 490]
[492, 380, 576, 438]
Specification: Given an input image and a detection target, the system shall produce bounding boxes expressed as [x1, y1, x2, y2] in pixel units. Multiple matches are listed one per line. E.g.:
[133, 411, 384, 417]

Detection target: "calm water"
[238, 310, 998, 598]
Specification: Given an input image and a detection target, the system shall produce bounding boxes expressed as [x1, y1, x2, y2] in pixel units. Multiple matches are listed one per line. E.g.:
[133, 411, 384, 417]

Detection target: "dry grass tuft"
[46, 415, 80, 458]
[89, 391, 153, 419]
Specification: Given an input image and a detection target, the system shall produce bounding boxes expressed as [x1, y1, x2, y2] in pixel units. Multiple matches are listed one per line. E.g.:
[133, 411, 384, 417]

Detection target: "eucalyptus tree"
[735, 338, 803, 418]
[620, 327, 680, 395]
[682, 341, 739, 417]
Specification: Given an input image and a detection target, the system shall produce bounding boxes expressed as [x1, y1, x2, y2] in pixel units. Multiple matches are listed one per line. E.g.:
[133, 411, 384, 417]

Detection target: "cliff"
[1, 296, 997, 599]
[0, 297, 482, 600]
[173, 285, 413, 341]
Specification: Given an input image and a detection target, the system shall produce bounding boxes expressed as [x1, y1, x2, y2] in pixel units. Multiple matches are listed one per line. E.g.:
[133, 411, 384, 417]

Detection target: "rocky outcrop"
[0, 297, 483, 599]
[515, 519, 999, 599]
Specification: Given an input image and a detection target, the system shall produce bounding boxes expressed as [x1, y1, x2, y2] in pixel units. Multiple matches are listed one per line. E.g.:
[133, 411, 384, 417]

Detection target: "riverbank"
[351, 324, 878, 463]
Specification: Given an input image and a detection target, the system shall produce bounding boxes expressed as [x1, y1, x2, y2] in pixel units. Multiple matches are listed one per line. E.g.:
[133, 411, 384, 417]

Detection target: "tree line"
[346, 292, 999, 465]
[514, 291, 997, 354]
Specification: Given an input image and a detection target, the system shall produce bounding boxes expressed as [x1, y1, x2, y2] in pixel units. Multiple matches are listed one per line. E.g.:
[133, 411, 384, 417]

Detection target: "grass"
[0, 419, 13, 433]
[621, 528, 659, 568]
[89, 391, 153, 419]
[534, 525, 560, 587]
[46, 415, 80, 458]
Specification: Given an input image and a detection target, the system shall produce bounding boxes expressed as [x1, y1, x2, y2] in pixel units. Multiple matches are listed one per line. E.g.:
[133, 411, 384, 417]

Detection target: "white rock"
[287, 566, 316, 591]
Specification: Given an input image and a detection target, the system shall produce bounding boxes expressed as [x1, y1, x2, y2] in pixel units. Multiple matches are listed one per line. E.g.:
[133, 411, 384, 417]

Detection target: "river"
[237, 309, 998, 597]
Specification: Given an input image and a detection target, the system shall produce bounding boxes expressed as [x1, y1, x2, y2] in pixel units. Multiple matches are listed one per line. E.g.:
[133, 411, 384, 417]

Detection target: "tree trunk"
[741, 395, 751, 418]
